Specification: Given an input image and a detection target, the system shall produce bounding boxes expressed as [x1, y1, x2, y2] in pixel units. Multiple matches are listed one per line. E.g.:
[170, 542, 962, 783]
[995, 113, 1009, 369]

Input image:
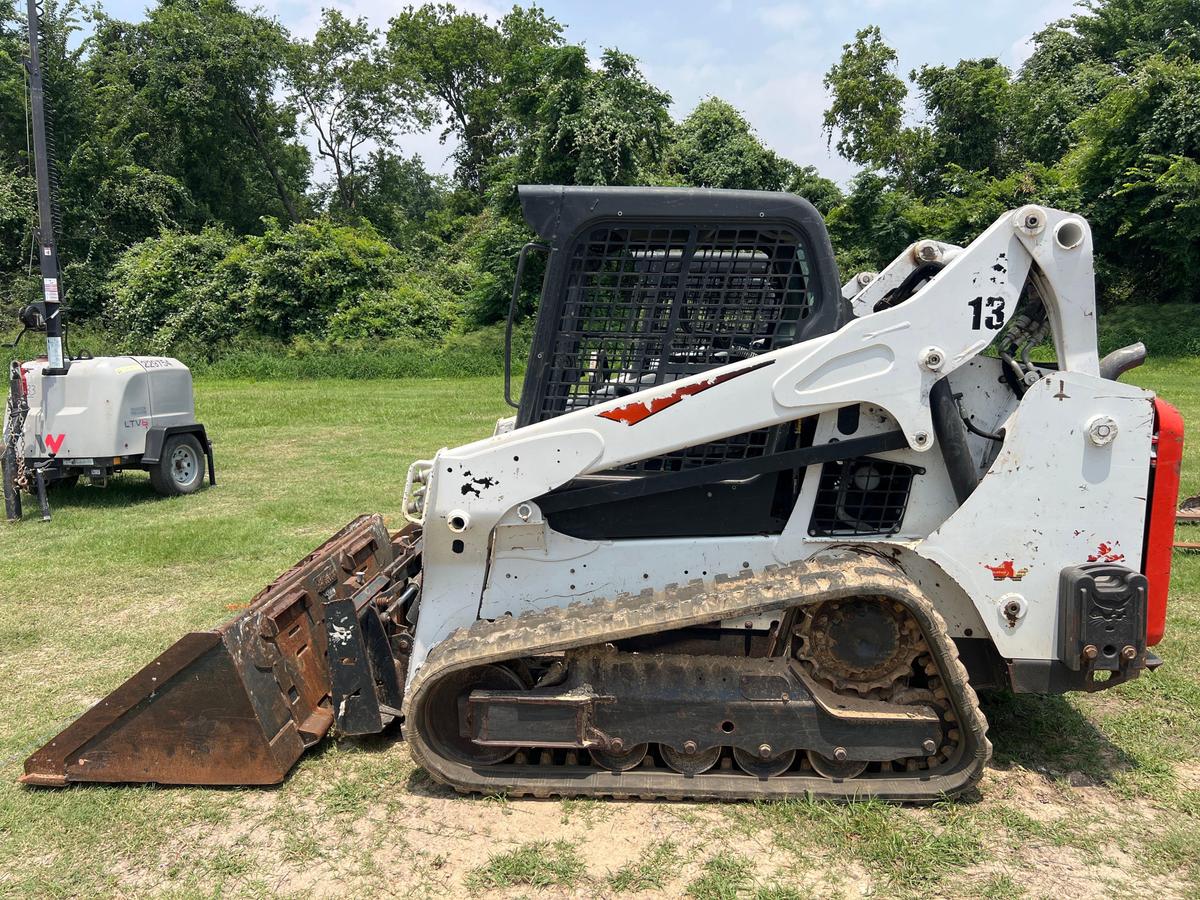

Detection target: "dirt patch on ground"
[93, 750, 1195, 899]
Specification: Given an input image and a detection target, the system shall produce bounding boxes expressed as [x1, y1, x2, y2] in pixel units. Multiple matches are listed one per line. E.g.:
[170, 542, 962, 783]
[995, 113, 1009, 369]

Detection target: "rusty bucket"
[22, 515, 413, 787]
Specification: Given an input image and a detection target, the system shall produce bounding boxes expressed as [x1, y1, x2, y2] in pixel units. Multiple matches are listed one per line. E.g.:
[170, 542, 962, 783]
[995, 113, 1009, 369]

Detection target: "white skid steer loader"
[22, 186, 1183, 802]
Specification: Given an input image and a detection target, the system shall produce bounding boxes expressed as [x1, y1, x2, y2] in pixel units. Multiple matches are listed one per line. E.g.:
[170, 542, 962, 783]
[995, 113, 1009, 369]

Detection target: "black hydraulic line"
[24, 0, 67, 375]
[999, 351, 1026, 397]
[873, 261, 943, 313]
[535, 430, 909, 514]
[929, 377, 979, 506]
[951, 393, 1005, 443]
[960, 412, 1005, 443]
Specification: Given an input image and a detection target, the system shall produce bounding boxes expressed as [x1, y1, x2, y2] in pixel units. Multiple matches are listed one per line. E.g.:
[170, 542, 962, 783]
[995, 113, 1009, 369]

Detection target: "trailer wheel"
[149, 434, 206, 496]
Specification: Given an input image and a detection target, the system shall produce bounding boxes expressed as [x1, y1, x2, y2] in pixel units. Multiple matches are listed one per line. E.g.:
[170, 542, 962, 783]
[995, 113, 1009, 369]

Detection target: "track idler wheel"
[733, 746, 796, 779]
[660, 743, 721, 776]
[589, 742, 648, 772]
[422, 664, 525, 766]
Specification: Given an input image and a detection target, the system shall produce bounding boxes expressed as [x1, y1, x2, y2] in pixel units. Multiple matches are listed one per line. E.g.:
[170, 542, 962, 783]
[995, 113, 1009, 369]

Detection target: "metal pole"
[25, 0, 65, 373]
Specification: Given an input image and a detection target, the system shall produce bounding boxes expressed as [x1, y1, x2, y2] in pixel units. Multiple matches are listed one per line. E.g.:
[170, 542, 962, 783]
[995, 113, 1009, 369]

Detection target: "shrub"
[105, 226, 241, 356]
[449, 209, 540, 326]
[326, 278, 457, 343]
[230, 218, 411, 341]
[1098, 303, 1200, 358]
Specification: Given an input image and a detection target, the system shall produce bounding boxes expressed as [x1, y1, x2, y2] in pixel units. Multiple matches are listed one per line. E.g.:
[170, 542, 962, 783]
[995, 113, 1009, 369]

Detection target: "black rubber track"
[402, 548, 991, 802]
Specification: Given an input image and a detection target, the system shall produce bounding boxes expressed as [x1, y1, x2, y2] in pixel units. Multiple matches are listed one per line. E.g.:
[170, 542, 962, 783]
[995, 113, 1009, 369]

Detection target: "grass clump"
[609, 839, 682, 892]
[466, 839, 586, 890]
[736, 798, 984, 894]
[687, 852, 755, 900]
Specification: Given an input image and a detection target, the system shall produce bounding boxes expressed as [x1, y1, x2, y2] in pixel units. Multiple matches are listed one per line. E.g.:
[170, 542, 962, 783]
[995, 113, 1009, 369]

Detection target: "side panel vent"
[809, 457, 916, 536]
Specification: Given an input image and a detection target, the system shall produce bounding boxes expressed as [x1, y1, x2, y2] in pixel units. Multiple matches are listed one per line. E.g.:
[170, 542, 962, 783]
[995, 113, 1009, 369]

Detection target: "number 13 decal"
[968, 296, 1006, 330]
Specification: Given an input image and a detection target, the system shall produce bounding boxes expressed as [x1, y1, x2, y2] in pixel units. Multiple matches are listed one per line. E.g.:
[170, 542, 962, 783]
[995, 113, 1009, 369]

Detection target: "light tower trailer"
[4, 352, 215, 517]
[2, 0, 214, 521]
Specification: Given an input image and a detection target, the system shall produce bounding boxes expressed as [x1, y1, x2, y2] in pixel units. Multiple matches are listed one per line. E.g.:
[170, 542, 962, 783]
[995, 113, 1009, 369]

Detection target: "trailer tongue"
[22, 516, 418, 786]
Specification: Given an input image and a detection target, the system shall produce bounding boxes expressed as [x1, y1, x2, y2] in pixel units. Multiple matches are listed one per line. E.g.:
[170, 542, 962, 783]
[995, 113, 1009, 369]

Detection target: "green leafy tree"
[1070, 57, 1200, 302]
[787, 165, 844, 216]
[912, 59, 1016, 177]
[451, 207, 543, 325]
[661, 97, 793, 190]
[825, 172, 918, 274]
[909, 163, 1078, 247]
[1014, 22, 1111, 166]
[822, 26, 909, 174]
[1069, 0, 1200, 72]
[86, 0, 308, 228]
[0, 164, 36, 307]
[387, 3, 563, 192]
[351, 151, 450, 245]
[288, 10, 431, 214]
[0, 0, 28, 162]
[502, 46, 671, 191]
[1, 1, 188, 316]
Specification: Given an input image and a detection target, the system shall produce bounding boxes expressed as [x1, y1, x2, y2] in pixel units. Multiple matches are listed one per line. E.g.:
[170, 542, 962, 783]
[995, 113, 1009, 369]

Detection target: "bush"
[101, 217, 462, 355]
[450, 209, 540, 326]
[1098, 303, 1200, 358]
[105, 226, 241, 357]
[229, 218, 412, 341]
[326, 278, 456, 343]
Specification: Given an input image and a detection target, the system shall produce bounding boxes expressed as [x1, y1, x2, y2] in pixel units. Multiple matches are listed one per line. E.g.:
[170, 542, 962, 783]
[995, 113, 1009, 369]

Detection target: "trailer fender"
[142, 423, 216, 486]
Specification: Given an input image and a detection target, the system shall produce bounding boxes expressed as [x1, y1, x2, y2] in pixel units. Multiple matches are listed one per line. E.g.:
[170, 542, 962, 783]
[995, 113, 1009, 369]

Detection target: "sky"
[97, 0, 1082, 184]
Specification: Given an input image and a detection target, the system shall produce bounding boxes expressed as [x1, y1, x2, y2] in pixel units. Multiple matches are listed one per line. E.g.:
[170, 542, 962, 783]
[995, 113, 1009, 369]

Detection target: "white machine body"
[404, 205, 1159, 675]
[17, 356, 196, 462]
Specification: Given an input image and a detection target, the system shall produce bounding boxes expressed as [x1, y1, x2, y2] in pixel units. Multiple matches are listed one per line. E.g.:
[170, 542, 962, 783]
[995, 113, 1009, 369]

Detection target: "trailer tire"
[149, 434, 206, 496]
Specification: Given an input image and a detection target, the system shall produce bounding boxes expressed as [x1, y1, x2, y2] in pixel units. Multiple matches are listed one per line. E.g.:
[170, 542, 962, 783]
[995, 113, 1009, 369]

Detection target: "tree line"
[0, 0, 1196, 359]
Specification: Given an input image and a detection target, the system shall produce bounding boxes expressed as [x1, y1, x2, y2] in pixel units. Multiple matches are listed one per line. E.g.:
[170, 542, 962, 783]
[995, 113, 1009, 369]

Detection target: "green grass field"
[2, 362, 1199, 899]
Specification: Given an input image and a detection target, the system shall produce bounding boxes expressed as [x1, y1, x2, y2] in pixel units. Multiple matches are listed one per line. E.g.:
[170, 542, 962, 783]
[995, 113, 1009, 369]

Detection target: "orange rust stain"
[596, 359, 773, 426]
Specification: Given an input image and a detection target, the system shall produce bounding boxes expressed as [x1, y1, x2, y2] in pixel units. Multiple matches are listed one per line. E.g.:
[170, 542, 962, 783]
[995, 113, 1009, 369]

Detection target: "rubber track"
[402, 548, 991, 801]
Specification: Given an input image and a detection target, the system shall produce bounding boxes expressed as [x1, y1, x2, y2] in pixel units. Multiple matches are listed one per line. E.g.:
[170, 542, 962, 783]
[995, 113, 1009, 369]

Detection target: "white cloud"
[755, 4, 811, 31]
[260, 0, 508, 37]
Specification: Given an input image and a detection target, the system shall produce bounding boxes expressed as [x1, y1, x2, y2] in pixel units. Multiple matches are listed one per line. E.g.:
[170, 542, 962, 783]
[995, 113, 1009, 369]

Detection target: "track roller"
[660, 744, 722, 775]
[806, 750, 868, 780]
[590, 743, 648, 771]
[733, 746, 796, 779]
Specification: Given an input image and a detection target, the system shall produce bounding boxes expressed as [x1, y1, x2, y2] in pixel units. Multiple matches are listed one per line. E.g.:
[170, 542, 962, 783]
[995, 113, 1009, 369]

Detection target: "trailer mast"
[24, 0, 66, 373]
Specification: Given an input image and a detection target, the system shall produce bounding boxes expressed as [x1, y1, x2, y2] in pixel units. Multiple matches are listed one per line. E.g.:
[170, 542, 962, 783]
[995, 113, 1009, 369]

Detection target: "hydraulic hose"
[930, 376, 979, 506]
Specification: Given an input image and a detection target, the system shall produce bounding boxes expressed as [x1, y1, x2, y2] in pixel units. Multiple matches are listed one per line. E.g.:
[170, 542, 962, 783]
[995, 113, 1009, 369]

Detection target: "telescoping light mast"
[25, 0, 66, 373]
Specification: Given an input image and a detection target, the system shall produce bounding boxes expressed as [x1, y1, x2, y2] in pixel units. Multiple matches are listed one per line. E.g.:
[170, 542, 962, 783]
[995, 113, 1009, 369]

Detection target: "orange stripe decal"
[596, 359, 774, 426]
